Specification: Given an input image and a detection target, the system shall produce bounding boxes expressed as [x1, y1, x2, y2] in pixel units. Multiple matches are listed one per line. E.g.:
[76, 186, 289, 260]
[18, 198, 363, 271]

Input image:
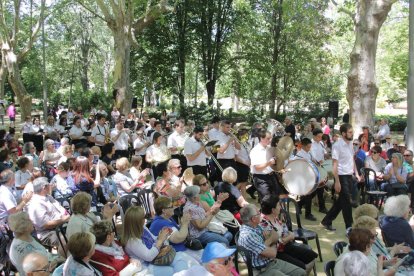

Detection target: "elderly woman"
[112, 157, 142, 197]
[214, 167, 249, 223]
[90, 220, 143, 275]
[364, 145, 387, 190]
[63, 232, 102, 275]
[0, 169, 32, 224]
[9, 212, 60, 276]
[380, 195, 414, 248]
[193, 174, 228, 211]
[66, 192, 118, 239]
[129, 155, 150, 188]
[260, 194, 318, 274]
[149, 197, 202, 260]
[40, 139, 61, 166]
[154, 162, 184, 207]
[168, 159, 184, 190]
[382, 153, 408, 196]
[57, 145, 73, 166]
[23, 142, 40, 168]
[183, 185, 233, 246]
[122, 206, 198, 275]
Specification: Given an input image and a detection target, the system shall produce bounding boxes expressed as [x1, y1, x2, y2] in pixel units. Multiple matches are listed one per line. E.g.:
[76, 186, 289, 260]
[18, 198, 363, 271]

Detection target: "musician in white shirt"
[217, 121, 241, 177]
[310, 128, 328, 214]
[249, 130, 280, 201]
[21, 116, 33, 144]
[69, 117, 87, 145]
[208, 116, 221, 141]
[90, 114, 108, 147]
[235, 127, 251, 198]
[110, 120, 131, 159]
[184, 126, 210, 176]
[291, 138, 317, 221]
[168, 120, 188, 172]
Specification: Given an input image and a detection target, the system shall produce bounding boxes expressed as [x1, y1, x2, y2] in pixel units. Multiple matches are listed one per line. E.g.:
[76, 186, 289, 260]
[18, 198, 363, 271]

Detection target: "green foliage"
[375, 115, 407, 132]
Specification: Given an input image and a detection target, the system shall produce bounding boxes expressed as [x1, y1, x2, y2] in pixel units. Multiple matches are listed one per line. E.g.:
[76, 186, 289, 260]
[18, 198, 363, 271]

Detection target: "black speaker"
[132, 97, 138, 109]
[329, 101, 339, 118]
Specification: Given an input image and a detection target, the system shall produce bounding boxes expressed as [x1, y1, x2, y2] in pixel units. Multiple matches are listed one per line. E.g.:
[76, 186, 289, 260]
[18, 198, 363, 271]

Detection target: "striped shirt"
[238, 224, 270, 268]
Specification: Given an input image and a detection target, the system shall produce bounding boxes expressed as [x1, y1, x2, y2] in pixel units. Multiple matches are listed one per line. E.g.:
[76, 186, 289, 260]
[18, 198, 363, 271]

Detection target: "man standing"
[90, 114, 108, 147]
[217, 120, 240, 173]
[168, 120, 188, 172]
[321, 123, 360, 231]
[184, 126, 209, 176]
[284, 116, 295, 142]
[310, 128, 328, 214]
[250, 130, 280, 200]
[111, 120, 130, 159]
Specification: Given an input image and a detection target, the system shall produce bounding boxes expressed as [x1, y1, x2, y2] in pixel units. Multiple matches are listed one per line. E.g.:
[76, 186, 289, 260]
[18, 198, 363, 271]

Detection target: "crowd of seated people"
[0, 109, 412, 276]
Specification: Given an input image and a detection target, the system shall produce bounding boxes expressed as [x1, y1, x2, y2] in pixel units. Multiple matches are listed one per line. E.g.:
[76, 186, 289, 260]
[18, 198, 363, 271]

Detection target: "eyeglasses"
[174, 166, 182, 169]
[374, 143, 380, 145]
[393, 144, 398, 146]
[32, 260, 53, 273]
[372, 151, 378, 154]
[404, 155, 412, 157]
[223, 256, 234, 265]
[353, 143, 359, 146]
[199, 182, 208, 186]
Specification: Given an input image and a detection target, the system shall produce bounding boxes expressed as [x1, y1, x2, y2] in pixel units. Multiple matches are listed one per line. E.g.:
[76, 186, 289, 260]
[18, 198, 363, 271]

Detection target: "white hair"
[384, 195, 411, 217]
[240, 204, 258, 224]
[22, 252, 48, 273]
[32, 177, 50, 193]
[343, 251, 370, 276]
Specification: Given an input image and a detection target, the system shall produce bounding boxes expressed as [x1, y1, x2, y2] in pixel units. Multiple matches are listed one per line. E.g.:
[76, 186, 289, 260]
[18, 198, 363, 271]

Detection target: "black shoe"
[319, 208, 328, 214]
[320, 222, 336, 231]
[305, 214, 317, 221]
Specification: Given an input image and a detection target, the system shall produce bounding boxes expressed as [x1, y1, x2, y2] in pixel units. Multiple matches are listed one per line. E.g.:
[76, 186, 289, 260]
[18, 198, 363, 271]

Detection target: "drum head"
[283, 160, 318, 196]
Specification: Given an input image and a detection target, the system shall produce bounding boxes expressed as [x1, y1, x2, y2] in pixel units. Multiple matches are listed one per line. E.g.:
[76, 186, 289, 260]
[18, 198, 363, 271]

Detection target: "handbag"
[152, 245, 176, 266]
[207, 216, 228, 234]
[184, 237, 203, 250]
[215, 209, 241, 229]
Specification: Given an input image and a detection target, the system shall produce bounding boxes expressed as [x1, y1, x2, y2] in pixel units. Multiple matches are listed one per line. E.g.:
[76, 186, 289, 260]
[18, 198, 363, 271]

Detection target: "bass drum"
[283, 160, 320, 196]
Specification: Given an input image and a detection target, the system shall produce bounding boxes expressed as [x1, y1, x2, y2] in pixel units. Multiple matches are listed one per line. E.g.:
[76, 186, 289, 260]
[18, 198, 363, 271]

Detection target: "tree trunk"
[0, 55, 7, 99]
[269, 0, 283, 118]
[347, 0, 396, 134]
[112, 29, 132, 115]
[206, 78, 215, 106]
[80, 43, 90, 93]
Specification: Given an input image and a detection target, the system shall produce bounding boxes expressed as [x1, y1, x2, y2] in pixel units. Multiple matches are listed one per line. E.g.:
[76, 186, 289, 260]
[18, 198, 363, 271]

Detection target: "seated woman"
[183, 186, 232, 246]
[101, 142, 117, 176]
[380, 195, 414, 248]
[96, 162, 118, 202]
[154, 162, 185, 207]
[364, 145, 387, 190]
[122, 206, 198, 275]
[14, 157, 32, 201]
[382, 153, 408, 196]
[335, 228, 397, 276]
[66, 192, 119, 239]
[193, 174, 229, 212]
[63, 232, 102, 275]
[260, 194, 318, 274]
[129, 155, 151, 188]
[149, 196, 202, 261]
[9, 212, 61, 275]
[214, 167, 249, 223]
[112, 157, 142, 197]
[57, 145, 73, 166]
[67, 156, 100, 209]
[40, 139, 61, 167]
[90, 220, 144, 275]
[51, 162, 72, 199]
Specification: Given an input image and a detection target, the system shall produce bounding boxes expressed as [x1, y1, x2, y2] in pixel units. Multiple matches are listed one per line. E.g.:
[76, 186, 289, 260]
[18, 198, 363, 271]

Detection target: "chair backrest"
[118, 194, 139, 214]
[55, 223, 68, 257]
[324, 260, 335, 276]
[237, 245, 254, 276]
[360, 167, 378, 188]
[279, 197, 302, 230]
[137, 189, 155, 219]
[333, 241, 348, 257]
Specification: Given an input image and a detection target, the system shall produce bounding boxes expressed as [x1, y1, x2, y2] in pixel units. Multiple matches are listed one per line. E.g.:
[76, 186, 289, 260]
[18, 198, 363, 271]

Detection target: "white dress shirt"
[184, 137, 206, 166]
[91, 124, 108, 146]
[332, 138, 354, 175]
[310, 140, 325, 163]
[168, 131, 188, 155]
[217, 132, 236, 159]
[110, 129, 129, 150]
[250, 143, 274, 174]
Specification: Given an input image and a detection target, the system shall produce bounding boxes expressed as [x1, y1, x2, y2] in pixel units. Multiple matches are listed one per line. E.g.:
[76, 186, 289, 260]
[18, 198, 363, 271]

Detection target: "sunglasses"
[374, 143, 380, 145]
[372, 151, 378, 154]
[223, 256, 234, 265]
[199, 182, 208, 186]
[393, 144, 398, 146]
[353, 143, 359, 146]
[404, 155, 412, 157]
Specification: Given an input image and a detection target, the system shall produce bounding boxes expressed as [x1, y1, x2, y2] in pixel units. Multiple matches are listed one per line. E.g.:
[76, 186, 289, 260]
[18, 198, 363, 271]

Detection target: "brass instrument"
[273, 136, 294, 172]
[266, 119, 285, 137]
[201, 134, 223, 172]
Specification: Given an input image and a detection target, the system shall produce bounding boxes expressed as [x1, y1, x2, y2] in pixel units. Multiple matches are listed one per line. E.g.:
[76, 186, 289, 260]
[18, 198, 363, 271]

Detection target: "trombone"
[201, 135, 223, 172]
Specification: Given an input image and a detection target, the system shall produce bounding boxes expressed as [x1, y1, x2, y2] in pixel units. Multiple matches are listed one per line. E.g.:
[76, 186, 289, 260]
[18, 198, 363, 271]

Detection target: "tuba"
[266, 119, 285, 137]
[272, 136, 294, 172]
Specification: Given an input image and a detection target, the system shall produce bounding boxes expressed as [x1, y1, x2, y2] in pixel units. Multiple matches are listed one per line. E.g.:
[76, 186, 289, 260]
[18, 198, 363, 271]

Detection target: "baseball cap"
[201, 242, 236, 263]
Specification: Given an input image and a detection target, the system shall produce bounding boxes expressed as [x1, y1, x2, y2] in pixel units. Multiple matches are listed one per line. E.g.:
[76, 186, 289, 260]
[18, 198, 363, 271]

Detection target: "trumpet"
[201, 134, 223, 172]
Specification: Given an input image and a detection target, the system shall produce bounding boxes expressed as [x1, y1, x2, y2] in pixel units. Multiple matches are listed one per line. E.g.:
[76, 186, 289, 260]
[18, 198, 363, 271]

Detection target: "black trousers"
[322, 175, 353, 229]
[115, 150, 129, 159]
[217, 159, 236, 181]
[189, 165, 207, 177]
[277, 242, 318, 269]
[253, 173, 281, 200]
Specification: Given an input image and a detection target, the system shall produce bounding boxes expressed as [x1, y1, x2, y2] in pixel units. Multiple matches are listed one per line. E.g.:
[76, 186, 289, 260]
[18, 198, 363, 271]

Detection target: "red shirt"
[91, 241, 130, 276]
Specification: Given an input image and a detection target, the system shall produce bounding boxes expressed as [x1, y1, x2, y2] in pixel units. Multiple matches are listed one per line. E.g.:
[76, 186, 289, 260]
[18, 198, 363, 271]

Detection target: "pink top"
[6, 105, 15, 117]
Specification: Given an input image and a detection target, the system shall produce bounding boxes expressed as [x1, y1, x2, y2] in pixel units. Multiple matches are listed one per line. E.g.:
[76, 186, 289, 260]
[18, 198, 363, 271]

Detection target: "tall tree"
[0, 0, 46, 120]
[333, 0, 397, 131]
[78, 0, 173, 114]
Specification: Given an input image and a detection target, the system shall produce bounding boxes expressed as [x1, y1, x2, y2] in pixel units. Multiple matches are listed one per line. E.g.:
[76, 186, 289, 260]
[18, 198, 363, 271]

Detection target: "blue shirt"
[238, 224, 269, 268]
[380, 216, 414, 248]
[149, 216, 186, 252]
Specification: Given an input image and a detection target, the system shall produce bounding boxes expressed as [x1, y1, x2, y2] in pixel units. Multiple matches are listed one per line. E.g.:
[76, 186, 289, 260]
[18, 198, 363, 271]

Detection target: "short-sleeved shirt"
[214, 182, 241, 214]
[0, 185, 17, 222]
[365, 156, 387, 173]
[112, 171, 134, 197]
[200, 191, 215, 207]
[111, 129, 129, 151]
[167, 131, 187, 155]
[250, 143, 273, 175]
[133, 137, 147, 156]
[384, 164, 408, 184]
[310, 140, 325, 163]
[91, 124, 108, 146]
[403, 161, 414, 174]
[69, 125, 86, 139]
[238, 224, 269, 268]
[184, 137, 206, 166]
[217, 132, 236, 159]
[183, 201, 207, 238]
[149, 216, 186, 252]
[332, 138, 354, 175]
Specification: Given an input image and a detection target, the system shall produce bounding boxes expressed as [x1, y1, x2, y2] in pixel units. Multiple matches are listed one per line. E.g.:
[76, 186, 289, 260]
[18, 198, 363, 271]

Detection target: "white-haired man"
[284, 116, 295, 142]
[238, 204, 305, 276]
[26, 177, 69, 251]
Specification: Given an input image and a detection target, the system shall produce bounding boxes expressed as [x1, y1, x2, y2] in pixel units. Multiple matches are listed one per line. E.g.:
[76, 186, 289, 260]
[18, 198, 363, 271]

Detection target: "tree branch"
[330, 0, 355, 22]
[133, 0, 174, 34]
[12, 0, 21, 47]
[76, 0, 108, 22]
[0, 0, 11, 44]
